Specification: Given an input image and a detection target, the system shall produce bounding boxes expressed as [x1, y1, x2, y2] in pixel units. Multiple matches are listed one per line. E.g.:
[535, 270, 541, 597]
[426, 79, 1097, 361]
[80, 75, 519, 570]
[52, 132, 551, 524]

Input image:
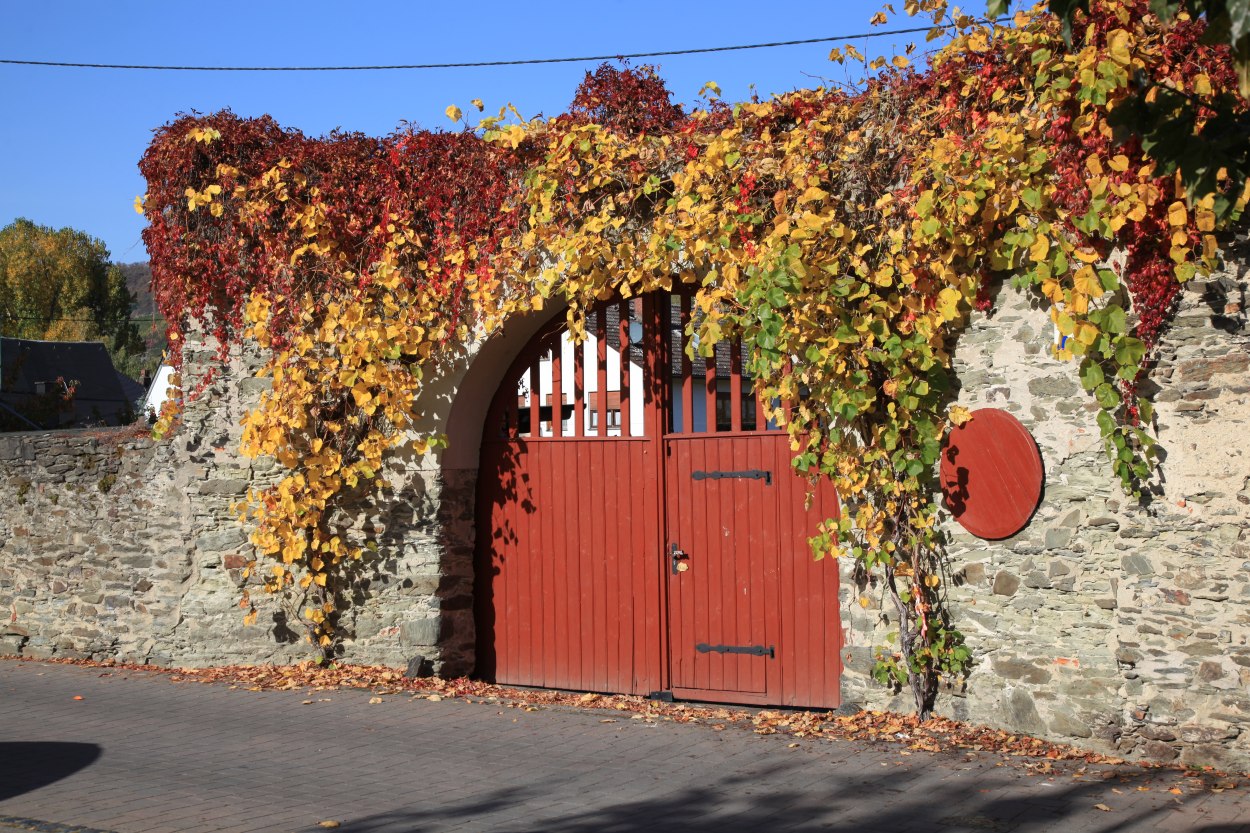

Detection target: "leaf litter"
[13, 654, 1245, 790]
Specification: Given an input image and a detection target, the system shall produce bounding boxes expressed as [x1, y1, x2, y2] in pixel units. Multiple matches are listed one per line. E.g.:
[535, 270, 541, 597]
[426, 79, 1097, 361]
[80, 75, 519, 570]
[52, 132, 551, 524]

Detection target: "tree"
[0, 219, 145, 372]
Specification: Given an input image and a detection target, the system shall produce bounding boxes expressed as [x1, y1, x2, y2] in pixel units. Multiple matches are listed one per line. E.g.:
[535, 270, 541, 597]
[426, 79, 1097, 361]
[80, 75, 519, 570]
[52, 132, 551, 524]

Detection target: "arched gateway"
[474, 293, 843, 707]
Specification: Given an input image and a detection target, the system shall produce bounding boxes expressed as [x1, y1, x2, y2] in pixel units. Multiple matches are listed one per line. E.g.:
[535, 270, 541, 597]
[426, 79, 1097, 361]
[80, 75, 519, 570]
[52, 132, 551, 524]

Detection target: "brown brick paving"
[0, 659, 1246, 833]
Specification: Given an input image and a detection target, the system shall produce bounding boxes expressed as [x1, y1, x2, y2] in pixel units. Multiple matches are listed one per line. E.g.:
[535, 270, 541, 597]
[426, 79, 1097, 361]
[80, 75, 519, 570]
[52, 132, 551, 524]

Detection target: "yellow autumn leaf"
[1167, 200, 1188, 227]
[1052, 309, 1076, 336]
[1193, 74, 1212, 96]
[935, 286, 962, 320]
[1072, 321, 1099, 347]
[1030, 234, 1050, 263]
[892, 55, 911, 69]
[1108, 155, 1129, 172]
[870, 10, 888, 24]
[445, 105, 463, 122]
[948, 405, 973, 427]
[1073, 265, 1103, 298]
[1106, 29, 1132, 65]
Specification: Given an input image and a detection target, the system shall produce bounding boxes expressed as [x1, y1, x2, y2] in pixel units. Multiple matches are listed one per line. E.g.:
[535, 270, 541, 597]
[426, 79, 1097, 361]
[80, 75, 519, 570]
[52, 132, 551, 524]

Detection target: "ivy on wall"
[139, 0, 1246, 714]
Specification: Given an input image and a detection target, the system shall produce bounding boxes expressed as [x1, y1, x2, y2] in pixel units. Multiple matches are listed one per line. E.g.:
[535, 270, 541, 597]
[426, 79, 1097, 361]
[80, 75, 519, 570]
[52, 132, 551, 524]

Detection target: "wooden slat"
[705, 350, 717, 434]
[551, 338, 564, 438]
[596, 305, 608, 437]
[680, 295, 693, 434]
[528, 361, 539, 436]
[730, 340, 742, 432]
[619, 299, 632, 438]
[573, 333, 585, 438]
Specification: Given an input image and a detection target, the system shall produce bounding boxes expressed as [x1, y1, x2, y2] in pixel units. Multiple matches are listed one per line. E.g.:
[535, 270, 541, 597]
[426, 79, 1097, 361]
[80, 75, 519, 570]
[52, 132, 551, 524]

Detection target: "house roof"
[0, 337, 133, 405]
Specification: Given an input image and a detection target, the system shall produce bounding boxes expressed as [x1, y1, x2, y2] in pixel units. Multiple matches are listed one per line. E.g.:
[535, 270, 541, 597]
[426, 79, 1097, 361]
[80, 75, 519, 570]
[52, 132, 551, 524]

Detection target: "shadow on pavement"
[294, 759, 1247, 833]
[0, 741, 102, 801]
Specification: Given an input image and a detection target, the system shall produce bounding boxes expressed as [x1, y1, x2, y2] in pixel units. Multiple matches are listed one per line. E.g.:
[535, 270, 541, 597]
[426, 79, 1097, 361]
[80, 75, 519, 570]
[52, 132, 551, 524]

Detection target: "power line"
[0, 20, 1008, 72]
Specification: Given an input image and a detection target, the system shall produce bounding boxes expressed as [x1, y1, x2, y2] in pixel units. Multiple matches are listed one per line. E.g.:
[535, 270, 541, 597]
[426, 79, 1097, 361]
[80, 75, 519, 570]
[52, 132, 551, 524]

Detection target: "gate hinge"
[692, 469, 772, 485]
[696, 642, 776, 659]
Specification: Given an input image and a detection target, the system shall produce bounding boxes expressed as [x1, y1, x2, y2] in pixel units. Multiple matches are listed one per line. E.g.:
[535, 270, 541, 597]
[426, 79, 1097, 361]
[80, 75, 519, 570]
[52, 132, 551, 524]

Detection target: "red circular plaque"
[939, 408, 1043, 540]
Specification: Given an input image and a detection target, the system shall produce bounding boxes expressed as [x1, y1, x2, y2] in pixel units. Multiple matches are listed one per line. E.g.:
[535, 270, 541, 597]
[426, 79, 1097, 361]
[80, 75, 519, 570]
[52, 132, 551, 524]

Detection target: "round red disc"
[939, 408, 1043, 540]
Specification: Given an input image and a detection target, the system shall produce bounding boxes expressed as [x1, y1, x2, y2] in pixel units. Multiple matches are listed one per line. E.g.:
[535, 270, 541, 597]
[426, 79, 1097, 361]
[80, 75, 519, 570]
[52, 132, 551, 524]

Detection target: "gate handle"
[670, 543, 690, 575]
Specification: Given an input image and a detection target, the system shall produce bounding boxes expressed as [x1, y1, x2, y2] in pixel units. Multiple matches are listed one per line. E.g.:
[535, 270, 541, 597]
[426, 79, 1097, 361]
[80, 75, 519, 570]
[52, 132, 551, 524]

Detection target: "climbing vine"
[139, 0, 1246, 713]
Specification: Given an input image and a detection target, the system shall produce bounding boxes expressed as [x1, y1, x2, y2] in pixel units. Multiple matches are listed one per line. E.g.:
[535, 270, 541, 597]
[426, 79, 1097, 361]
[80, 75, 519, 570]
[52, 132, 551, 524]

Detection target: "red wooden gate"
[474, 292, 842, 707]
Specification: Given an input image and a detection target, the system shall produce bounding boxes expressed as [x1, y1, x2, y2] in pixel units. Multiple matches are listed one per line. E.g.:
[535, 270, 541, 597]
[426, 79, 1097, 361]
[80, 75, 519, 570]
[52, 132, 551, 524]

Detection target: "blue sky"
[1, 1, 1003, 264]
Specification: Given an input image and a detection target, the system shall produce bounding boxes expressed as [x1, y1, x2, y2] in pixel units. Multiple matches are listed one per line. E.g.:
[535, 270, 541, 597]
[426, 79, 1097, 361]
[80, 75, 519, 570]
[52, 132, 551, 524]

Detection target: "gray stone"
[400, 618, 440, 647]
[1048, 708, 1093, 739]
[992, 571, 1020, 596]
[1045, 527, 1074, 549]
[991, 657, 1051, 684]
[1005, 688, 1048, 736]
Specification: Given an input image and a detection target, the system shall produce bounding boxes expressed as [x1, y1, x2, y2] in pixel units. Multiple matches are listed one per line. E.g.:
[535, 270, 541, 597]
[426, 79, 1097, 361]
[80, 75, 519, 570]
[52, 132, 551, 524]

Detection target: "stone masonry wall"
[1, 255, 1248, 767]
[0, 328, 477, 675]
[839, 251, 1250, 769]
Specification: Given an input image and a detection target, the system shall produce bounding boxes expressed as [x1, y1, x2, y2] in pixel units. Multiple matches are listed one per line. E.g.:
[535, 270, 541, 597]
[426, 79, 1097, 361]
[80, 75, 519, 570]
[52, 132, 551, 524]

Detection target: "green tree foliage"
[0, 218, 145, 374]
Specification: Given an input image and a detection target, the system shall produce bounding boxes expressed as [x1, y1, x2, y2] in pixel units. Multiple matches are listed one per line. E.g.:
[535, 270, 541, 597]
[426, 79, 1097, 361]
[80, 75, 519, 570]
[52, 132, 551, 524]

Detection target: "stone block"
[400, 618, 439, 647]
[1005, 688, 1047, 735]
[992, 571, 1020, 596]
[1047, 708, 1093, 739]
[991, 656, 1051, 684]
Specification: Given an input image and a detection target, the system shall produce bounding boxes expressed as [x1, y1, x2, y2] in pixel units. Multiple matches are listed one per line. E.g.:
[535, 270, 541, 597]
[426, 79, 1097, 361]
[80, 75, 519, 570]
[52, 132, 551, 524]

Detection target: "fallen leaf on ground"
[1093, 803, 1112, 812]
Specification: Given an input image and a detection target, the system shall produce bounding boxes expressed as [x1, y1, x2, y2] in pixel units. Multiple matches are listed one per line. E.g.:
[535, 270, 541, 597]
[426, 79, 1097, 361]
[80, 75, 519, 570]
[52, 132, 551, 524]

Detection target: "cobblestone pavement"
[0, 659, 1246, 833]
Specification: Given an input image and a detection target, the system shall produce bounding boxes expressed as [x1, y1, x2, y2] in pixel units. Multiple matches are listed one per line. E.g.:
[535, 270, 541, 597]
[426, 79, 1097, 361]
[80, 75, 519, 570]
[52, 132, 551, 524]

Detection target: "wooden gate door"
[475, 297, 667, 695]
[662, 294, 843, 708]
[475, 292, 842, 708]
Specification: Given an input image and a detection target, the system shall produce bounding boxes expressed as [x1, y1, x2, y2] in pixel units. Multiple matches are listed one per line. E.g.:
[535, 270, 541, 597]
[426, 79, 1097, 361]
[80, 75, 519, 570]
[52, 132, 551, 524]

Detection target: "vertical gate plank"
[596, 307, 608, 437]
[551, 339, 564, 438]
[619, 299, 632, 438]
[573, 337, 585, 438]
[705, 354, 717, 434]
[679, 295, 693, 434]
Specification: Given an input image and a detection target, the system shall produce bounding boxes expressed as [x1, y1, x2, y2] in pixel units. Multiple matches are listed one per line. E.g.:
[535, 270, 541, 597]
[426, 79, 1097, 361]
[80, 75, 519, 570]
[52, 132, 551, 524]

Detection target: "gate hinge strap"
[692, 469, 771, 485]
[695, 642, 775, 659]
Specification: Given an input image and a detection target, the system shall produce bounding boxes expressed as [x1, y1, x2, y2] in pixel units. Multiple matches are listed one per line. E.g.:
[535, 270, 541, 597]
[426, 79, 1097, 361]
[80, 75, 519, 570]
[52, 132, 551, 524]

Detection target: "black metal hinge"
[692, 469, 771, 485]
[696, 642, 776, 659]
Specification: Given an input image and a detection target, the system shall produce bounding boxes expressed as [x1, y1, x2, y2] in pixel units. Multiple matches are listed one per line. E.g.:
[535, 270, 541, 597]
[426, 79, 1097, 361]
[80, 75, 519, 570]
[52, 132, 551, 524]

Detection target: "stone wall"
[1, 258, 1248, 767]
[839, 252, 1250, 769]
[0, 328, 478, 675]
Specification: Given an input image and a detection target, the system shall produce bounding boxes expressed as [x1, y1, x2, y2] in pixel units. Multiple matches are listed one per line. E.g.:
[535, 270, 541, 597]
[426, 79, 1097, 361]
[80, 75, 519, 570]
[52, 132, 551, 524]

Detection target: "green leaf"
[1095, 382, 1120, 409]
[1096, 408, 1116, 437]
[1114, 336, 1146, 367]
[1079, 359, 1105, 391]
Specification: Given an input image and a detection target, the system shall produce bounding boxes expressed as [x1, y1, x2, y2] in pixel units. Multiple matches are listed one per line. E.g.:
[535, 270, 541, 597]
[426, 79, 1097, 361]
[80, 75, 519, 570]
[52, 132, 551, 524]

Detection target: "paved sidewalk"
[0, 660, 1246, 833]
